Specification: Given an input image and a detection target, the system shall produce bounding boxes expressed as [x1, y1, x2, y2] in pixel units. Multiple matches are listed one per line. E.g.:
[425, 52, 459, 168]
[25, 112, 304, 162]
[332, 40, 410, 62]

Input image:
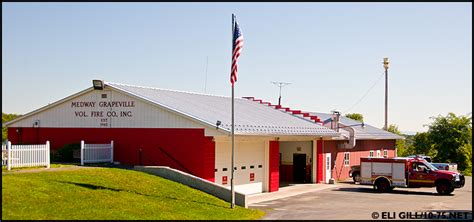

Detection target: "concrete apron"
[248, 183, 341, 205]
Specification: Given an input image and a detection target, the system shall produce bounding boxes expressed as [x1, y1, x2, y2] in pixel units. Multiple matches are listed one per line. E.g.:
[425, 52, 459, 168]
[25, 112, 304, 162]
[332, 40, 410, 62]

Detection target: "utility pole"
[271, 81, 291, 106]
[383, 57, 390, 130]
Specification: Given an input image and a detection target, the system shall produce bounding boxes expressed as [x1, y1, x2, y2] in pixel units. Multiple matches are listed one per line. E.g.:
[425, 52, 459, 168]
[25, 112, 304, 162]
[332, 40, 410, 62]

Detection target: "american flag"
[230, 15, 243, 85]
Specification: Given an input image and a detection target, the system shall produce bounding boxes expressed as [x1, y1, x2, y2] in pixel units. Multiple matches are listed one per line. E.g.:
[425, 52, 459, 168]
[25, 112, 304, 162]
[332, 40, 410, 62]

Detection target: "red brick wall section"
[269, 140, 280, 192]
[7, 127, 215, 182]
[324, 140, 397, 181]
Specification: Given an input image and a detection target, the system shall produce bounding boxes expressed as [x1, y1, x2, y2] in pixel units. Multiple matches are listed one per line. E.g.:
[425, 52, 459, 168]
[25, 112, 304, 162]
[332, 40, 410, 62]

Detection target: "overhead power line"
[343, 72, 385, 114]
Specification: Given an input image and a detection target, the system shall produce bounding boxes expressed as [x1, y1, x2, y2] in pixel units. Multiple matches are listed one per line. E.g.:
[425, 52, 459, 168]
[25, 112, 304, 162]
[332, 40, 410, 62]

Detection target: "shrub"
[462, 166, 472, 176]
[52, 143, 80, 163]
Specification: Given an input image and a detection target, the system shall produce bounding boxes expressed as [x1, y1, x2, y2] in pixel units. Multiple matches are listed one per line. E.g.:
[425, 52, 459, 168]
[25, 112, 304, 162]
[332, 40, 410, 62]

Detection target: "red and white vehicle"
[359, 157, 465, 195]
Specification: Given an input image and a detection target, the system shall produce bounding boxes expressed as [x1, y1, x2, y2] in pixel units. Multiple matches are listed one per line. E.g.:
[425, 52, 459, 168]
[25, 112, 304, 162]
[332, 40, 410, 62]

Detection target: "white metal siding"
[9, 88, 222, 136]
[214, 139, 266, 194]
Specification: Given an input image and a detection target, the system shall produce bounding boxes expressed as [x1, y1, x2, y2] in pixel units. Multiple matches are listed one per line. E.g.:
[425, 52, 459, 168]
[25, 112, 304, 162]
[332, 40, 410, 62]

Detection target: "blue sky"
[2, 3, 472, 132]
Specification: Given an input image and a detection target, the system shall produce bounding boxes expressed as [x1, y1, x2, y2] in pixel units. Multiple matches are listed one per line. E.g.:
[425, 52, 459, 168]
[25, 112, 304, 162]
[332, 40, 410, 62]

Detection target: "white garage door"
[214, 140, 265, 194]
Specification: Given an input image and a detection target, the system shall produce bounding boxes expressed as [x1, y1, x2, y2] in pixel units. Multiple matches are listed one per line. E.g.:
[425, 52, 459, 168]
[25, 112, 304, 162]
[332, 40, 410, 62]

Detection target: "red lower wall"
[324, 140, 396, 181]
[7, 127, 215, 182]
[269, 141, 279, 192]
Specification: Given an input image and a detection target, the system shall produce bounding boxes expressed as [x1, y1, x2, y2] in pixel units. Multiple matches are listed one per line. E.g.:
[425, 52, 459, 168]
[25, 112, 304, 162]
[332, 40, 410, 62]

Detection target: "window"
[369, 150, 374, 157]
[376, 150, 381, 157]
[383, 149, 388, 158]
[344, 152, 350, 166]
[326, 156, 330, 170]
[412, 163, 427, 172]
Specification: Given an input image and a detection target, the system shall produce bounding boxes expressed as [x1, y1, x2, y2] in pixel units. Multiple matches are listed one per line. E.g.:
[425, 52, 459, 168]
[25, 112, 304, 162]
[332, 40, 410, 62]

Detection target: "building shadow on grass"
[333, 187, 448, 196]
[54, 180, 229, 209]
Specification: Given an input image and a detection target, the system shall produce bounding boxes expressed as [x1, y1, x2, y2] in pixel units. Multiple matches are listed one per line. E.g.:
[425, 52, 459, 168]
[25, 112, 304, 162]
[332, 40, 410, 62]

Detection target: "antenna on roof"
[271, 81, 291, 106]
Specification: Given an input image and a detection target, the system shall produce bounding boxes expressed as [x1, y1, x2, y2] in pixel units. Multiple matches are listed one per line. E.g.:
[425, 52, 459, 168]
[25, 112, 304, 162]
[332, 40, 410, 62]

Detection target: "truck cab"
[360, 157, 465, 195]
[407, 158, 464, 194]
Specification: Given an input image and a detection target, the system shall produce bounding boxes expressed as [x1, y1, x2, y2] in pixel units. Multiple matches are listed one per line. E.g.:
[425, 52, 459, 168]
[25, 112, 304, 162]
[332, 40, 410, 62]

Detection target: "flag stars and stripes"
[231, 18, 243, 85]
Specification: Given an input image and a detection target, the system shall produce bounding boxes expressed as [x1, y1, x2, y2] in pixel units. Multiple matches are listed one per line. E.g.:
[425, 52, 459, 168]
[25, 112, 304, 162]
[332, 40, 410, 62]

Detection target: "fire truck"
[359, 157, 465, 195]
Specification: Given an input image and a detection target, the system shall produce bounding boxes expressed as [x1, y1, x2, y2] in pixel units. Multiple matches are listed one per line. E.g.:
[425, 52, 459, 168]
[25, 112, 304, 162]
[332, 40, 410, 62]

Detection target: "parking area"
[249, 177, 472, 220]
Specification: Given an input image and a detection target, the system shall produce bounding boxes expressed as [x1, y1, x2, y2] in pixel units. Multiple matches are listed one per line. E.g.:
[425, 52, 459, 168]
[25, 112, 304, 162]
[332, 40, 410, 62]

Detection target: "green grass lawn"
[2, 167, 265, 220]
[2, 163, 79, 172]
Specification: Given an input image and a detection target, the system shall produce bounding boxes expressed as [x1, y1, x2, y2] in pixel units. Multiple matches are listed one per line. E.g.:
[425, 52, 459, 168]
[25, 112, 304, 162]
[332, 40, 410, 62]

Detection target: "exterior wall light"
[92, 80, 104, 90]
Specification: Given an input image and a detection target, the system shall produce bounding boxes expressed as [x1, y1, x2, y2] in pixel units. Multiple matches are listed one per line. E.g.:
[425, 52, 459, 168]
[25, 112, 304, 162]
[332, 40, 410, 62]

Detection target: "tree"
[387, 124, 400, 134]
[398, 134, 415, 157]
[387, 124, 409, 157]
[2, 112, 21, 142]
[412, 132, 436, 157]
[426, 113, 472, 172]
[345, 113, 363, 122]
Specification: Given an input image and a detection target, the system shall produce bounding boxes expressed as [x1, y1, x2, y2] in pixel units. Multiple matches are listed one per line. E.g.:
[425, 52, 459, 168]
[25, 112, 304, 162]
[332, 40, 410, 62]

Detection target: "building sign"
[70, 100, 135, 127]
[250, 173, 255, 182]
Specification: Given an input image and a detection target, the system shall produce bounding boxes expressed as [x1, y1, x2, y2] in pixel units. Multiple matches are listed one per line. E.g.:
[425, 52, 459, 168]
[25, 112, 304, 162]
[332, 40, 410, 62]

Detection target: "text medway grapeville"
[71, 101, 135, 118]
[71, 101, 135, 108]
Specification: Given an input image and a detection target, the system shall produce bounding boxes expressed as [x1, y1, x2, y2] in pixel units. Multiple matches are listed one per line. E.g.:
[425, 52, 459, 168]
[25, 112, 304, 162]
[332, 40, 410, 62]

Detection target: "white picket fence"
[2, 141, 50, 170]
[81, 140, 114, 165]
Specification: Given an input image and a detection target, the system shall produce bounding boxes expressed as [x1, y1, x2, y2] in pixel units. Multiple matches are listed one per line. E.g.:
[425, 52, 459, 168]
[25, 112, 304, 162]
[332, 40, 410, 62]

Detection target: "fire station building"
[5, 80, 403, 194]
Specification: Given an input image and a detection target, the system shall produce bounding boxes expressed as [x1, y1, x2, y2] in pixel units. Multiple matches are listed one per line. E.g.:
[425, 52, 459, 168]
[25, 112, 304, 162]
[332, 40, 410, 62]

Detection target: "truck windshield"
[422, 159, 439, 171]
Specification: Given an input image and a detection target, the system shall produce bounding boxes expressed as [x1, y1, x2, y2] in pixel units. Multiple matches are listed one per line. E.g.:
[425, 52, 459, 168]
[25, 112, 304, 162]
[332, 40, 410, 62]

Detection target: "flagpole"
[230, 13, 236, 209]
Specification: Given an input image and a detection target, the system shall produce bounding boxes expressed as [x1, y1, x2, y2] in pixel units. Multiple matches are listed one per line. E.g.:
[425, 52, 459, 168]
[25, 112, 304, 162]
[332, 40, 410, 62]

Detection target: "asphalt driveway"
[250, 177, 472, 220]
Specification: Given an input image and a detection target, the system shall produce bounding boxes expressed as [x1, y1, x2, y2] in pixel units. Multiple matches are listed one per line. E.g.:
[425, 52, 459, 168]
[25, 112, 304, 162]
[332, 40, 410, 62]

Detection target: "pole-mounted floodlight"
[92, 80, 104, 90]
[383, 58, 390, 70]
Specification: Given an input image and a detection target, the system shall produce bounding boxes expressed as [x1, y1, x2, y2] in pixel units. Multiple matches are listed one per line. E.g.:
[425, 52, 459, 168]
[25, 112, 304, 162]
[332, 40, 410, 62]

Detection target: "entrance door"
[293, 154, 306, 183]
[325, 153, 331, 183]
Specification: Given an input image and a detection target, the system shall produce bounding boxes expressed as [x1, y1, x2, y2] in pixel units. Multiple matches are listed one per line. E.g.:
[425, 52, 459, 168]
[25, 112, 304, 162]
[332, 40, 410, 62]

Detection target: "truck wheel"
[436, 181, 454, 195]
[374, 178, 390, 192]
[353, 172, 361, 183]
[447, 186, 454, 194]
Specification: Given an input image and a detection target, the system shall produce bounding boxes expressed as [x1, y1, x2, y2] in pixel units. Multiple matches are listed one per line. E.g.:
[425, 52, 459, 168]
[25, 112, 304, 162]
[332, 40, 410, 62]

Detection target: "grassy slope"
[2, 167, 264, 220]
